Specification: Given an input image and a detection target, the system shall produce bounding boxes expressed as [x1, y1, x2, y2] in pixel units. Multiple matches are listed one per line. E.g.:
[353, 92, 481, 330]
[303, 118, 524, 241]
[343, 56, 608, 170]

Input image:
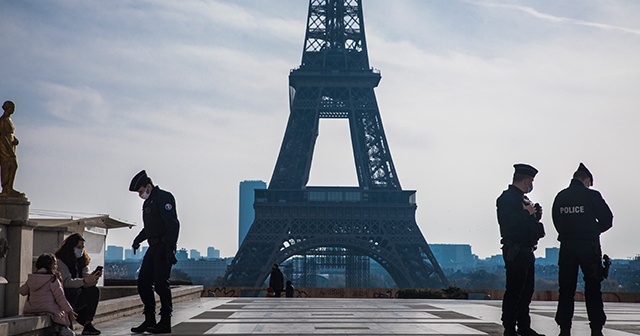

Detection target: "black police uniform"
[497, 184, 545, 334]
[133, 185, 180, 317]
[552, 178, 613, 332]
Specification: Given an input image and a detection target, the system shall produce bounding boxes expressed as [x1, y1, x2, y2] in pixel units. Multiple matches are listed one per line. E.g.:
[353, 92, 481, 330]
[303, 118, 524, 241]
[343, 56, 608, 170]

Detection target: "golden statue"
[0, 101, 24, 196]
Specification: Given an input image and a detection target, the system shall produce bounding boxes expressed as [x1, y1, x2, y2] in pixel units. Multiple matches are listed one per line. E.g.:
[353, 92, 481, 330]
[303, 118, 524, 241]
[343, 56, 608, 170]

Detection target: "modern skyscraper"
[190, 249, 201, 260]
[238, 180, 267, 248]
[207, 246, 221, 259]
[106, 245, 124, 261]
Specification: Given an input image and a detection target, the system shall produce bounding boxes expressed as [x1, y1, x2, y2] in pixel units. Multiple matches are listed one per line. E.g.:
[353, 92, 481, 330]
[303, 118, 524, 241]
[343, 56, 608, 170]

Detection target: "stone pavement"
[97, 297, 640, 335]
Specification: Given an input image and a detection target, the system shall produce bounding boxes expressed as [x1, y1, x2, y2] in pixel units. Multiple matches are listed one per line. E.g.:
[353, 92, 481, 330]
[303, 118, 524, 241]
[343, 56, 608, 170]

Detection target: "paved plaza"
[97, 297, 640, 335]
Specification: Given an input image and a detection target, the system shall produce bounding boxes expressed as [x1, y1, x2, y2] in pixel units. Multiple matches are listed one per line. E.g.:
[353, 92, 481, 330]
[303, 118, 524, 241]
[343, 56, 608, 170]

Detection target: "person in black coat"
[552, 163, 613, 336]
[129, 170, 180, 334]
[269, 264, 284, 297]
[285, 280, 295, 298]
[496, 164, 546, 336]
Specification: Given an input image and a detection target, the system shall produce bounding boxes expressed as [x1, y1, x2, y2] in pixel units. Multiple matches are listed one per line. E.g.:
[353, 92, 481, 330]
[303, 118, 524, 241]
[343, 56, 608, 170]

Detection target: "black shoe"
[590, 329, 603, 336]
[131, 313, 157, 333]
[518, 328, 545, 336]
[505, 329, 518, 336]
[81, 323, 101, 335]
[147, 315, 171, 334]
[131, 319, 156, 333]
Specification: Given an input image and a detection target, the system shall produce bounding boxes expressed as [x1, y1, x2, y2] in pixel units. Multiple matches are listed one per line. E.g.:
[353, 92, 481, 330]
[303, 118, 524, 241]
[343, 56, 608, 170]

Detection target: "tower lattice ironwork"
[222, 0, 448, 288]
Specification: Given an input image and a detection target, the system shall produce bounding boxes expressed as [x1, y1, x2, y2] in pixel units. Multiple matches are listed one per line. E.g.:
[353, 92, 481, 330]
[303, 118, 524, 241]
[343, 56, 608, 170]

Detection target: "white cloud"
[475, 2, 640, 36]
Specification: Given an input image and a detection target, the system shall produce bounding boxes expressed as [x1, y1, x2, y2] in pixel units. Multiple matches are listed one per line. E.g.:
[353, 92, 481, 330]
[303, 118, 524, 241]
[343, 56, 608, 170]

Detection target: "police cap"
[129, 170, 150, 192]
[575, 162, 593, 182]
[513, 163, 538, 178]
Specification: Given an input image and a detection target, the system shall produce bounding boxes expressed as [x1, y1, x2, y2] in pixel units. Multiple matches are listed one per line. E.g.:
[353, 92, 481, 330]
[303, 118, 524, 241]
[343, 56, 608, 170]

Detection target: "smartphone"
[94, 266, 103, 273]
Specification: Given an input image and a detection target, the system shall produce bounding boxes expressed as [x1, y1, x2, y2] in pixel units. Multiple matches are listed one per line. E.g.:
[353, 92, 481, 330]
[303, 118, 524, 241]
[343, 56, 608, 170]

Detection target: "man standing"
[0, 100, 23, 196]
[129, 170, 180, 334]
[269, 263, 284, 297]
[497, 164, 546, 336]
[553, 163, 613, 336]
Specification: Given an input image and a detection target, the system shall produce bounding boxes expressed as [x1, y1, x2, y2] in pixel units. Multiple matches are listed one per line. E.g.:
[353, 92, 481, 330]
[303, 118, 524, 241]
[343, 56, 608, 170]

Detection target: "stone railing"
[202, 286, 640, 303]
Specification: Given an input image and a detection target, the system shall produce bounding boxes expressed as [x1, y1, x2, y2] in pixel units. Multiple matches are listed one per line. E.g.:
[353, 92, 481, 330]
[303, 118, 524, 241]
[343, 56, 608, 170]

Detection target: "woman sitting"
[55, 233, 103, 335]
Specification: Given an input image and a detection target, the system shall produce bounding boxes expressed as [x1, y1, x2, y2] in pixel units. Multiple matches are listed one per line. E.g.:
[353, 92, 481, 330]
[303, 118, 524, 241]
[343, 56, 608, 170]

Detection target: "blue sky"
[1, 0, 639, 260]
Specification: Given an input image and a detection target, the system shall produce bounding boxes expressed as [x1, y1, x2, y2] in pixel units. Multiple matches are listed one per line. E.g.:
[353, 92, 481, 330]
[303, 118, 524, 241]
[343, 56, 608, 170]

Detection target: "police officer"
[552, 163, 613, 336]
[497, 163, 546, 336]
[129, 170, 180, 334]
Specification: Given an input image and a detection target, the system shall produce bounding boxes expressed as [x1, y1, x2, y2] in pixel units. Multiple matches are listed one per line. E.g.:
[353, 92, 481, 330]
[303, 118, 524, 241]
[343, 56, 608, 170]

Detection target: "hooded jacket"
[19, 270, 74, 326]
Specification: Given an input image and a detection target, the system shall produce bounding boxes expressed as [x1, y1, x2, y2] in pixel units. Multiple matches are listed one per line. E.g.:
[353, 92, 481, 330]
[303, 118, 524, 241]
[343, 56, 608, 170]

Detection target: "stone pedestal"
[0, 196, 33, 317]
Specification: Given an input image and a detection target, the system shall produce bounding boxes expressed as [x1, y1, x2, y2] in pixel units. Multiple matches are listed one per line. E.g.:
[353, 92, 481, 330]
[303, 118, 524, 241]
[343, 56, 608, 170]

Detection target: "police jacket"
[133, 186, 180, 249]
[552, 179, 613, 242]
[497, 185, 544, 247]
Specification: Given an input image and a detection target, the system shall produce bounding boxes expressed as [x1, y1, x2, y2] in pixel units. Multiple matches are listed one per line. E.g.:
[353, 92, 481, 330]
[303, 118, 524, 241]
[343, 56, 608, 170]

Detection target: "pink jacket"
[19, 270, 74, 326]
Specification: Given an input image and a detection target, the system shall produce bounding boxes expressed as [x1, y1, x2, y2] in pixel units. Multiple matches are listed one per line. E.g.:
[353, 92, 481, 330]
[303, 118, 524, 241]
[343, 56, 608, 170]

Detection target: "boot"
[131, 312, 156, 333]
[518, 327, 545, 336]
[147, 314, 171, 334]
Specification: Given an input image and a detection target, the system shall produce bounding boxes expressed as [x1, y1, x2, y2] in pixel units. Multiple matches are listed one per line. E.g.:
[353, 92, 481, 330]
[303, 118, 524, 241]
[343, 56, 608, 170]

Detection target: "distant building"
[106, 245, 124, 261]
[207, 246, 221, 259]
[125, 249, 134, 260]
[430, 244, 476, 271]
[238, 180, 267, 248]
[546, 247, 559, 263]
[536, 247, 560, 265]
[190, 249, 201, 260]
[125, 246, 145, 260]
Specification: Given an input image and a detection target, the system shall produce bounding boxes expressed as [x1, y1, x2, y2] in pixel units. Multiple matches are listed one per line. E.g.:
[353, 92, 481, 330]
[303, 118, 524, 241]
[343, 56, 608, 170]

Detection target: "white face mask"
[74, 247, 84, 258]
[139, 186, 150, 200]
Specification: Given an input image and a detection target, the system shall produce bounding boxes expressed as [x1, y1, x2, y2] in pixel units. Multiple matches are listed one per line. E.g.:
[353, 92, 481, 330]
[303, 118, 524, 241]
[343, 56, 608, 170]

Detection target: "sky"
[1, 0, 639, 261]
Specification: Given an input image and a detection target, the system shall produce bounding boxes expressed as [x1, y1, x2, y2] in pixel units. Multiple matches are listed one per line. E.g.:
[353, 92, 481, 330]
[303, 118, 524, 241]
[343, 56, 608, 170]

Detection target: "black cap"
[575, 162, 593, 183]
[129, 170, 150, 192]
[513, 163, 538, 178]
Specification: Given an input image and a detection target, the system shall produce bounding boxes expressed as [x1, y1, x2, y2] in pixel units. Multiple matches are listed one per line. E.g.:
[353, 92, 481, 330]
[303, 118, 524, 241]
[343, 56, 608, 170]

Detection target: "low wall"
[0, 285, 204, 336]
[203, 286, 640, 303]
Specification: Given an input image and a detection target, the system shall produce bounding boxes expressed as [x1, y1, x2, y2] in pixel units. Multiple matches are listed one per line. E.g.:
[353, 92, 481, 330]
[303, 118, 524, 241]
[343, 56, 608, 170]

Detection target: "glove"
[167, 248, 178, 265]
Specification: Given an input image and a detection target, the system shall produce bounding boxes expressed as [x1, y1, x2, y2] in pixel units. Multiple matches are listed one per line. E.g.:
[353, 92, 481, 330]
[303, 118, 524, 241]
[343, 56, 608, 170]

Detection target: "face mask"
[74, 247, 84, 258]
[527, 183, 534, 193]
[140, 186, 150, 200]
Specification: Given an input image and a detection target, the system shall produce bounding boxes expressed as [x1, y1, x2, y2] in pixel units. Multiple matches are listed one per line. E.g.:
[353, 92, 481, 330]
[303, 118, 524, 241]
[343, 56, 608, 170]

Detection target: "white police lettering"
[559, 206, 584, 214]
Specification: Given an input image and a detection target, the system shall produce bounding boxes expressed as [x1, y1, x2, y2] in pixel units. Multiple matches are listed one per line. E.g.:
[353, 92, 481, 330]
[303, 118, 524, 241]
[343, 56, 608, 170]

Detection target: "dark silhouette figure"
[269, 264, 284, 297]
[553, 163, 613, 336]
[285, 280, 294, 298]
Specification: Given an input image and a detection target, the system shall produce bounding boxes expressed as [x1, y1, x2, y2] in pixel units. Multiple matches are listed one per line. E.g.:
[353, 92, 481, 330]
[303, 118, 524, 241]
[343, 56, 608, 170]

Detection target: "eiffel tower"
[223, 0, 448, 288]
